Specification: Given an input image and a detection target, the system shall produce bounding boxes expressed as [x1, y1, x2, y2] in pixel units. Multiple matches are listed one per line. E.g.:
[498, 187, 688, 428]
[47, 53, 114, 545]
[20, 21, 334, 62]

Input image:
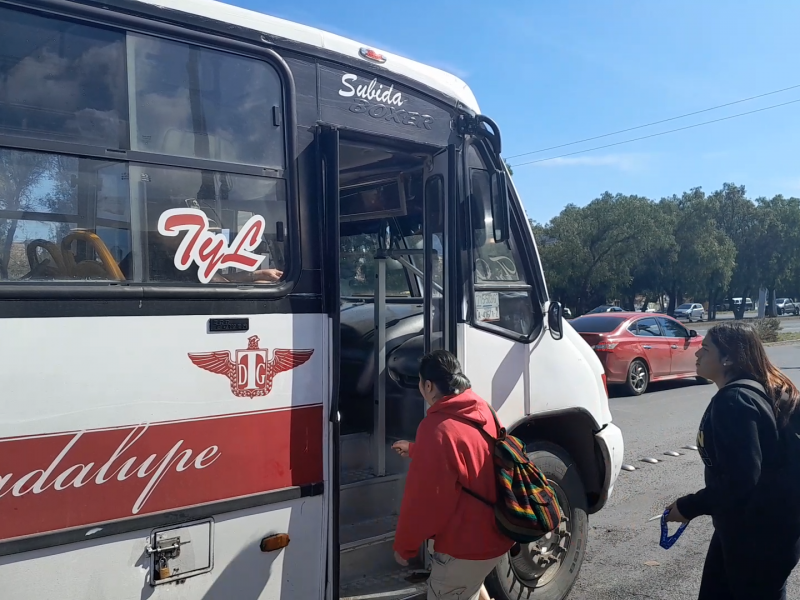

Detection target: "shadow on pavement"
[608, 378, 706, 399]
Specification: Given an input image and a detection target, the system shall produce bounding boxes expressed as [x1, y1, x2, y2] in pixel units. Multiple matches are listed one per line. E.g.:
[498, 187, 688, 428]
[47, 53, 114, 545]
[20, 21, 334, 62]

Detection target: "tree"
[536, 193, 663, 314]
[628, 200, 678, 311]
[751, 195, 800, 315]
[708, 183, 759, 320]
[668, 188, 735, 316]
[503, 159, 514, 176]
[0, 150, 58, 279]
[528, 181, 800, 321]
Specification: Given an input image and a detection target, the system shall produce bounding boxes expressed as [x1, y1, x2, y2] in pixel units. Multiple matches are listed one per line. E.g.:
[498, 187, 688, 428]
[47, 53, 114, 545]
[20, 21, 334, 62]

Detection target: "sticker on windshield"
[475, 291, 500, 322]
[157, 208, 266, 284]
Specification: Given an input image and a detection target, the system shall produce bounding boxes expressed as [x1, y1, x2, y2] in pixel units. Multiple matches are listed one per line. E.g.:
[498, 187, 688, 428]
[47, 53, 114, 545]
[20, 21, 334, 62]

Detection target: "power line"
[506, 83, 800, 159]
[509, 97, 800, 168]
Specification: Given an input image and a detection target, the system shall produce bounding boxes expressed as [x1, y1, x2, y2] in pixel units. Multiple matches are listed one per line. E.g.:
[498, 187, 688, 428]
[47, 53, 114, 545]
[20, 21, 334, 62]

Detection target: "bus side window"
[470, 168, 523, 283]
[0, 5, 290, 288]
[467, 145, 537, 337]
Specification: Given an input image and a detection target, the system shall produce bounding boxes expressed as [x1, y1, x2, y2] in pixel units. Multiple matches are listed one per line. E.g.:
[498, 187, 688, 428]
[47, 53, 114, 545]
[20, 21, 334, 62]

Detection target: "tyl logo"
[189, 335, 314, 398]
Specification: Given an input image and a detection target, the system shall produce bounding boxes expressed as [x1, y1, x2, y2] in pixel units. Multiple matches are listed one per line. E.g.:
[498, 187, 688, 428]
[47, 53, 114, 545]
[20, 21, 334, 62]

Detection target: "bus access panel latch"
[145, 536, 189, 582]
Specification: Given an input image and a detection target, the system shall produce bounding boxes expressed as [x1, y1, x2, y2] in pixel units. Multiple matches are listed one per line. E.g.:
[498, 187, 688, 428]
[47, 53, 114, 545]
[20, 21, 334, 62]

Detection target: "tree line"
[530, 183, 800, 320]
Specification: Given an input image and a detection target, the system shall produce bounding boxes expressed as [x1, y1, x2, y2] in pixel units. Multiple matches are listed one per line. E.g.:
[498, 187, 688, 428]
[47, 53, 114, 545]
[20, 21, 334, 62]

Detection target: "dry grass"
[776, 332, 800, 343]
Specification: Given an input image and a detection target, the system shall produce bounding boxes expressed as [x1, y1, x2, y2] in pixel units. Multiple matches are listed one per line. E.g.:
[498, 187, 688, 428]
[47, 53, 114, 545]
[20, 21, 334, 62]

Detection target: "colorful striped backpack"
[459, 406, 564, 543]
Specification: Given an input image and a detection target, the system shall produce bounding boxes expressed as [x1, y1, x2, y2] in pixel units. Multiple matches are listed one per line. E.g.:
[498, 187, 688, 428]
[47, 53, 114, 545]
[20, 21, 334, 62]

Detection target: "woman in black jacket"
[666, 321, 800, 599]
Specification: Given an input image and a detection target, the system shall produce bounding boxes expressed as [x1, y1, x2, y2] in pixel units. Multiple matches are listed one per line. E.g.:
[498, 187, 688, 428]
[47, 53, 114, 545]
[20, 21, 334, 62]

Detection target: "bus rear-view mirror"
[548, 302, 564, 340]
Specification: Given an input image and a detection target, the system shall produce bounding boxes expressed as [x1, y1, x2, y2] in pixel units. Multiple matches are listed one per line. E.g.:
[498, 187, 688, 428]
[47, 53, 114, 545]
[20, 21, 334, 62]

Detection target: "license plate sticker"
[475, 291, 500, 322]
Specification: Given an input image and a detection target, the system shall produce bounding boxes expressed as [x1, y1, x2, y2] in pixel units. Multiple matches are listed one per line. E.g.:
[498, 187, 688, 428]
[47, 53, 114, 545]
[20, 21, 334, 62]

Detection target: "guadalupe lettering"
[0, 424, 222, 515]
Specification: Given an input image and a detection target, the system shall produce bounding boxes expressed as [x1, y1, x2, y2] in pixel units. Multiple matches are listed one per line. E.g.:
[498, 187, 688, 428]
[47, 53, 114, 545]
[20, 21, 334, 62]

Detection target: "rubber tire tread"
[484, 442, 589, 600]
[625, 359, 649, 396]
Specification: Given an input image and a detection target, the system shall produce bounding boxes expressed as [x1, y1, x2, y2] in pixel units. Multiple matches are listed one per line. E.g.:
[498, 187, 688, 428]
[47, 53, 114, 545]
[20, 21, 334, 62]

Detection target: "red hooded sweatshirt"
[393, 389, 514, 561]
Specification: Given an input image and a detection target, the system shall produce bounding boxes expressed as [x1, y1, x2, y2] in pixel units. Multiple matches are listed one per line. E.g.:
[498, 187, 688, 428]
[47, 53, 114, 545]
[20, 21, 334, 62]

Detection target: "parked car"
[673, 302, 705, 322]
[587, 305, 626, 314]
[570, 313, 706, 396]
[773, 298, 799, 316]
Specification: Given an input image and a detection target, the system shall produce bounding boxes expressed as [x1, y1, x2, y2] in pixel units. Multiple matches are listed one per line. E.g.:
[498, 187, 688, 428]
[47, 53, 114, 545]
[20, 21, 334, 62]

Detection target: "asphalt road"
[569, 344, 800, 599]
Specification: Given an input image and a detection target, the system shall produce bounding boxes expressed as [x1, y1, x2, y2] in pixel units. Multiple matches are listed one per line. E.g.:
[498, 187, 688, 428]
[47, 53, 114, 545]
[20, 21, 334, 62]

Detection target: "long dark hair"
[419, 349, 471, 396]
[707, 322, 800, 425]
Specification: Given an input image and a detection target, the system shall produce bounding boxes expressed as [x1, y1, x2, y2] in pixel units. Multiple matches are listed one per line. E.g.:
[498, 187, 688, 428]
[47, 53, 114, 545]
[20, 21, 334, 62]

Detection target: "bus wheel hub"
[510, 517, 571, 586]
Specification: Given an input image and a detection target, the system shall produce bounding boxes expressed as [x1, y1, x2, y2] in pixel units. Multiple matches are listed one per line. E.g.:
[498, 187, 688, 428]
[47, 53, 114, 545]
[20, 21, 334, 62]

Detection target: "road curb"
[763, 340, 800, 347]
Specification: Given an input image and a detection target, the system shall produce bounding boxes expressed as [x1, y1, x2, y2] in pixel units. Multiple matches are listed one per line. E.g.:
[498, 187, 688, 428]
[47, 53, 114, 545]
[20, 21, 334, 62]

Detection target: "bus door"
[326, 127, 457, 597]
[422, 146, 456, 355]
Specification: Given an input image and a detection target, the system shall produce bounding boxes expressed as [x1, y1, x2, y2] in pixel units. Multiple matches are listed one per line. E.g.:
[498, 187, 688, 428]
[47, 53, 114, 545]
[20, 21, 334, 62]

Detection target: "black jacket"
[677, 380, 781, 522]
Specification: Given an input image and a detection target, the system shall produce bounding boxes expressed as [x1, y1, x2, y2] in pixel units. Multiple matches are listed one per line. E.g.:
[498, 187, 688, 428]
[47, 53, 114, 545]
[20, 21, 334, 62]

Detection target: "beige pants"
[426, 540, 503, 600]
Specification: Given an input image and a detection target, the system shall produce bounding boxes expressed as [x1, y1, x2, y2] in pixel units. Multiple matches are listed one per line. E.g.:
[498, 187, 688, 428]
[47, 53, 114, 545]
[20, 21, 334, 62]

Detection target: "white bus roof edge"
[129, 0, 481, 112]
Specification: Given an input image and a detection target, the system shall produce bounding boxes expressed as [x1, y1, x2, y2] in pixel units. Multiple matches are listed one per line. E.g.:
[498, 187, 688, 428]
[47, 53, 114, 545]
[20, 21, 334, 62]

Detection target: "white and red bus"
[0, 1, 624, 598]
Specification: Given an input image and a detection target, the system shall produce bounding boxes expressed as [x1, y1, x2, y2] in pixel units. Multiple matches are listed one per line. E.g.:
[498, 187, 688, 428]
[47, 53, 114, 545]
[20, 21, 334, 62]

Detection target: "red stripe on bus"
[0, 405, 323, 542]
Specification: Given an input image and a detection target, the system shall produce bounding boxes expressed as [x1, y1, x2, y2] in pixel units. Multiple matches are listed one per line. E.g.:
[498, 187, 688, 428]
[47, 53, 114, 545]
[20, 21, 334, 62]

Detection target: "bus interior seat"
[24, 231, 124, 281]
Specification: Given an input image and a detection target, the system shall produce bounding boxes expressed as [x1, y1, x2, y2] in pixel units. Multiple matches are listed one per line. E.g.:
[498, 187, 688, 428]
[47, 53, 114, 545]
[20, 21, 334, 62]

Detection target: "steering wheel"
[61, 231, 125, 281]
[26, 240, 68, 277]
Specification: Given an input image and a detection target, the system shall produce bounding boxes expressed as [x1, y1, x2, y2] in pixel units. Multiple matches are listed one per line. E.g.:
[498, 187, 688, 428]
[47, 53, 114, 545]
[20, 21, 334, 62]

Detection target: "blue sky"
[234, 0, 800, 224]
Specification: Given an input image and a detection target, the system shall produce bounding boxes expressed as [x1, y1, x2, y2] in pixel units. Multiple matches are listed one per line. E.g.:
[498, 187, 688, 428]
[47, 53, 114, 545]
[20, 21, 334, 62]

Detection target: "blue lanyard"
[660, 508, 688, 549]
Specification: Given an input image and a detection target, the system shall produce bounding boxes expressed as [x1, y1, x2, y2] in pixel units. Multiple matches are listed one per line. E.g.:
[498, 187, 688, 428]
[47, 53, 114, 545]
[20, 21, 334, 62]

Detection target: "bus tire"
[484, 442, 588, 600]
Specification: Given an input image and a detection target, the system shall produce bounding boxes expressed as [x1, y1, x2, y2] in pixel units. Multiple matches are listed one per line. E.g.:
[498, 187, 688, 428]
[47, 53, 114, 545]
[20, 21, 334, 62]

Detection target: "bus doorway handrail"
[376, 248, 443, 295]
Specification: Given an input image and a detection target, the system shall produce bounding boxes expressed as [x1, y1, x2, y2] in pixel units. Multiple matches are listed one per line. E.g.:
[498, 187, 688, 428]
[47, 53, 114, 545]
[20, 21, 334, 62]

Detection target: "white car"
[775, 298, 800, 316]
[674, 302, 705, 322]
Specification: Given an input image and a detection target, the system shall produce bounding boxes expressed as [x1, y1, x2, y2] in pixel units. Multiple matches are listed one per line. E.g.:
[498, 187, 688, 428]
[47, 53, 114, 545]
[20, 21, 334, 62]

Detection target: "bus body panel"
[463, 321, 610, 423]
[0, 498, 325, 600]
[0, 314, 328, 597]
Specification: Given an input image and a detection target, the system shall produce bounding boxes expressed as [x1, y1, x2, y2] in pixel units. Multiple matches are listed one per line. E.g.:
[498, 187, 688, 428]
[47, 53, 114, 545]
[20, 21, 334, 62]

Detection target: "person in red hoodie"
[391, 349, 514, 600]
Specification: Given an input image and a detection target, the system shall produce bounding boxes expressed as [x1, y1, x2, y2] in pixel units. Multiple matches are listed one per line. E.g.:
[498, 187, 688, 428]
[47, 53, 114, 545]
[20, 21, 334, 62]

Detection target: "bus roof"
[129, 0, 480, 112]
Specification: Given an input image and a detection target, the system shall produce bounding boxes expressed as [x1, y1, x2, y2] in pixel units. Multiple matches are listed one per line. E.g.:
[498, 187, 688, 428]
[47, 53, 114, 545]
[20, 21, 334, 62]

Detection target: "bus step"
[340, 531, 397, 584]
[340, 473, 405, 525]
[340, 568, 427, 600]
[341, 515, 398, 546]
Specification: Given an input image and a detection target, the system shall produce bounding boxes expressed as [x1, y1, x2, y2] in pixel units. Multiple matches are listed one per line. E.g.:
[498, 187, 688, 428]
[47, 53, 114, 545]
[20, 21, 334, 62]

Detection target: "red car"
[570, 313, 705, 396]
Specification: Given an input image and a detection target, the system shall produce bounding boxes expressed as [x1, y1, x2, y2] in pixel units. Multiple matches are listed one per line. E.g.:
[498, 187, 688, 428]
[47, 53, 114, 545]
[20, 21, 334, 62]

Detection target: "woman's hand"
[394, 551, 409, 567]
[664, 501, 689, 524]
[392, 440, 411, 458]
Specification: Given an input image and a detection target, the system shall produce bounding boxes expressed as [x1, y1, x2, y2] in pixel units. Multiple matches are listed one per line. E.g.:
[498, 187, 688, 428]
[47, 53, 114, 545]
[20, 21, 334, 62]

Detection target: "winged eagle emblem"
[188, 335, 314, 398]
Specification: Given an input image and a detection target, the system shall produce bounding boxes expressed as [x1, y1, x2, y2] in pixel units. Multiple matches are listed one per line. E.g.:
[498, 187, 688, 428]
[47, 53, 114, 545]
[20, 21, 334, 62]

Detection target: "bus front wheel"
[485, 442, 588, 600]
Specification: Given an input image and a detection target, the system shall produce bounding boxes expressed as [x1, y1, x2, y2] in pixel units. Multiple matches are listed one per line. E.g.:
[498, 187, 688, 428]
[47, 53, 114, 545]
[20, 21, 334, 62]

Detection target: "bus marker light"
[359, 47, 386, 63]
[260, 533, 290, 552]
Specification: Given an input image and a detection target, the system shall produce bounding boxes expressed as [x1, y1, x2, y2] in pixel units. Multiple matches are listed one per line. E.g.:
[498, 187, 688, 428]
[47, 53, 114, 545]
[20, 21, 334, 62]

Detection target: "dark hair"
[707, 322, 800, 425]
[419, 349, 471, 396]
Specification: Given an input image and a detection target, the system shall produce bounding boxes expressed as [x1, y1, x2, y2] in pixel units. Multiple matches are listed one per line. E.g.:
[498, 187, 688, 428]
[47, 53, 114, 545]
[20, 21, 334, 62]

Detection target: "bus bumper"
[591, 422, 624, 513]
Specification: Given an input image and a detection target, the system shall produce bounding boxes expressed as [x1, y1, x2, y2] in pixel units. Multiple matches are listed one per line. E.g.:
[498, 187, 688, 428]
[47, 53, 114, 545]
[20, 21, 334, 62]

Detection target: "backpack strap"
[725, 378, 767, 396]
[723, 379, 775, 416]
[461, 485, 493, 508]
[446, 403, 505, 508]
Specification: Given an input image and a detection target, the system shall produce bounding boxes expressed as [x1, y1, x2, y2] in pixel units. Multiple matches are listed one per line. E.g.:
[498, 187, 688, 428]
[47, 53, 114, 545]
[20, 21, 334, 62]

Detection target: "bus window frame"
[464, 138, 545, 343]
[0, 0, 300, 301]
